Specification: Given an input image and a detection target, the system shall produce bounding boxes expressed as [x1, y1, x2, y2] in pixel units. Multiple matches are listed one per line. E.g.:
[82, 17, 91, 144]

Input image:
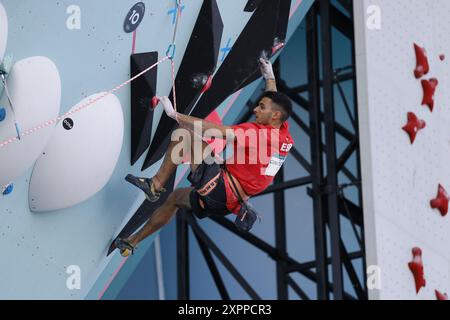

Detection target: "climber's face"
[254, 97, 282, 126]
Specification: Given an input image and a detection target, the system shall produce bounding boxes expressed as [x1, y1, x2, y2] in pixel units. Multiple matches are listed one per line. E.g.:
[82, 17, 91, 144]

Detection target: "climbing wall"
[0, 0, 313, 299]
[354, 0, 450, 300]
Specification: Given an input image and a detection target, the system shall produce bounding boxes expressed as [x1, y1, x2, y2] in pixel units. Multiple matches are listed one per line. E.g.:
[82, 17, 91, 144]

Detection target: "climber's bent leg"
[155, 130, 213, 187]
[126, 187, 192, 248]
[125, 127, 212, 202]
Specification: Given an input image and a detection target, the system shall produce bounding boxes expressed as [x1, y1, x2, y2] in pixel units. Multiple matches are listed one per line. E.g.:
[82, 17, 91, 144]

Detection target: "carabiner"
[166, 43, 176, 60]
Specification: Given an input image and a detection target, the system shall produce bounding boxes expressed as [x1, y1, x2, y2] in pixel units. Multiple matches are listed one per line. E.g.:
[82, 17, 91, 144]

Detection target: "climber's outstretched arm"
[259, 58, 277, 92]
[176, 113, 234, 140]
[159, 96, 235, 141]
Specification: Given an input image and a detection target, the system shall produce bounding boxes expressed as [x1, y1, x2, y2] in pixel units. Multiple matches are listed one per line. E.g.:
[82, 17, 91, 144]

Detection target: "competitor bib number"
[264, 154, 286, 177]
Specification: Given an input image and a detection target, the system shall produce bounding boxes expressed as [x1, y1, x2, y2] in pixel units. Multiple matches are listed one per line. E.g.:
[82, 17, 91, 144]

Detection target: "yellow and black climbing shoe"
[125, 174, 166, 202]
[114, 238, 136, 257]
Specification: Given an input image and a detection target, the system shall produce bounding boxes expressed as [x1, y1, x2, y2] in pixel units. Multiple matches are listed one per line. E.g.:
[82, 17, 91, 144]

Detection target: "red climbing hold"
[439, 54, 445, 61]
[201, 75, 213, 94]
[430, 184, 449, 217]
[205, 109, 222, 125]
[151, 96, 160, 109]
[408, 247, 426, 294]
[435, 290, 448, 300]
[414, 43, 430, 79]
[402, 112, 426, 144]
[272, 42, 285, 56]
[421, 78, 439, 112]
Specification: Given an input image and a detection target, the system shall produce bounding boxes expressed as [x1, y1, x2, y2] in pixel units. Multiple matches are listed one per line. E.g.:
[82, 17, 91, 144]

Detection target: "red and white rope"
[0, 56, 170, 149]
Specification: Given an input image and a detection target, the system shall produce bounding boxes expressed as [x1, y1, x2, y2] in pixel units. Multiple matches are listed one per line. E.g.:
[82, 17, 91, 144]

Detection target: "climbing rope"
[171, 59, 178, 116]
[172, 0, 182, 44]
[168, 0, 183, 116]
[0, 56, 170, 149]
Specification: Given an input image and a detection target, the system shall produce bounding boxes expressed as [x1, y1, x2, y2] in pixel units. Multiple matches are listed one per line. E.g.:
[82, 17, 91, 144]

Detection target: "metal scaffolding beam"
[307, 1, 329, 300]
[320, 0, 344, 299]
[176, 0, 366, 300]
[176, 210, 190, 300]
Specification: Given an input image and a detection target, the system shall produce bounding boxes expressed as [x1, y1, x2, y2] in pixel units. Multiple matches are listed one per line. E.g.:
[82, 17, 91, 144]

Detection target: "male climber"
[115, 58, 294, 257]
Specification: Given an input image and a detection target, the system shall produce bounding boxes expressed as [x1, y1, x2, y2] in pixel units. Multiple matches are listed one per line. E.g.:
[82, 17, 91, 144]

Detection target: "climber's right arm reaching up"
[259, 58, 277, 92]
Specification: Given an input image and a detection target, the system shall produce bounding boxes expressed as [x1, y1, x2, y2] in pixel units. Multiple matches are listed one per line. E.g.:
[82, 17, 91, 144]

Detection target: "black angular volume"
[237, 0, 291, 90]
[244, 0, 264, 12]
[130, 52, 158, 165]
[275, 0, 291, 42]
[191, 0, 292, 120]
[141, 0, 224, 171]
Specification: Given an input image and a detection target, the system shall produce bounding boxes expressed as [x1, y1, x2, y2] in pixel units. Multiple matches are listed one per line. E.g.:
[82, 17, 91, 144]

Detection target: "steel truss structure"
[176, 0, 367, 300]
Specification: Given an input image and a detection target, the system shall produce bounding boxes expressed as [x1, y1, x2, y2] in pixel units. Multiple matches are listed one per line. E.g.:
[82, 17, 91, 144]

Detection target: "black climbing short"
[187, 161, 230, 219]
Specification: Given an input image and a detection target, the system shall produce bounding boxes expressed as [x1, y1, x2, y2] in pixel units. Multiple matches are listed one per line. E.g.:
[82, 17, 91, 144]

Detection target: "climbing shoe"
[125, 174, 166, 202]
[114, 238, 136, 257]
